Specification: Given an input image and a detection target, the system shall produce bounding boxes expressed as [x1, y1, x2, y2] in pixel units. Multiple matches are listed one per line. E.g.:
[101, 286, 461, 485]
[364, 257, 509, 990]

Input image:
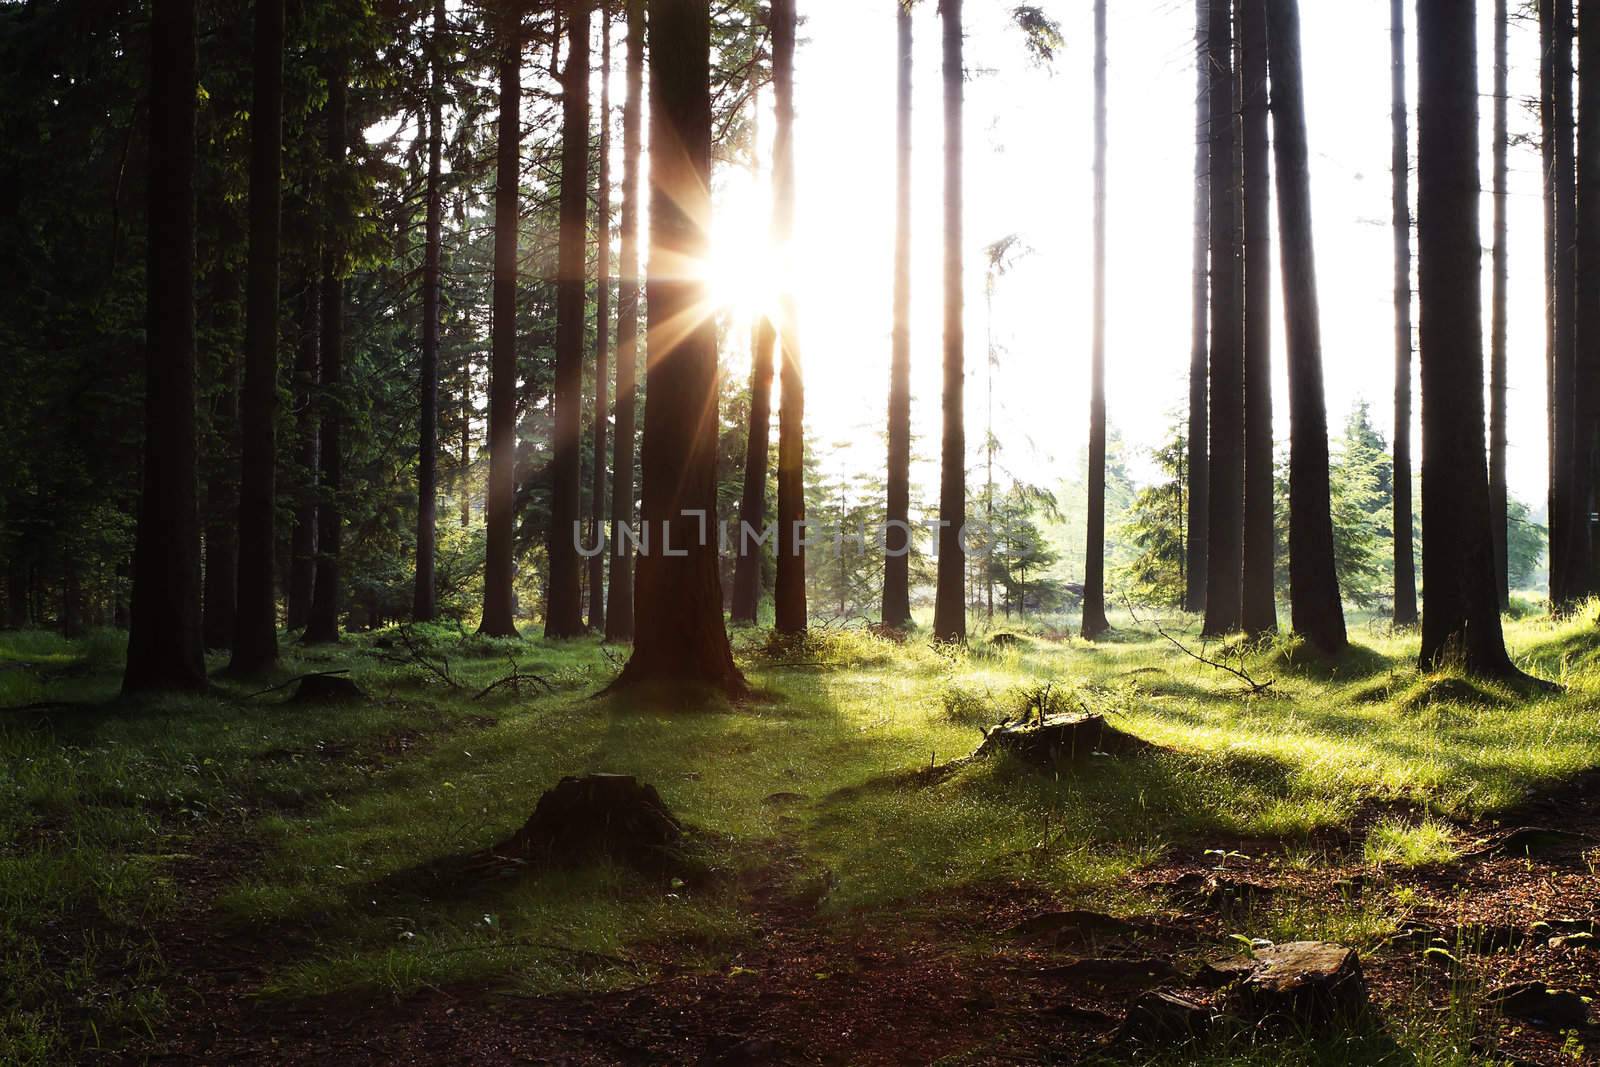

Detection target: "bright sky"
[701, 0, 1550, 508]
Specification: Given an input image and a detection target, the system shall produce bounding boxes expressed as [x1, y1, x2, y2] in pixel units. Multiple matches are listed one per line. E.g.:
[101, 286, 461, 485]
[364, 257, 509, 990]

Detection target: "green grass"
[0, 608, 1596, 1062]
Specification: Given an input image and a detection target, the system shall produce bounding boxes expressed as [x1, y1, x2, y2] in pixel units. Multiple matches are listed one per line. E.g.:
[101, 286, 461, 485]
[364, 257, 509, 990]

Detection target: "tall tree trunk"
[933, 0, 967, 644]
[882, 0, 914, 630]
[731, 311, 774, 623]
[1550, 0, 1580, 609]
[1240, 0, 1276, 637]
[1392, 0, 1419, 626]
[286, 280, 319, 630]
[61, 554, 83, 639]
[588, 1, 612, 632]
[459, 317, 473, 530]
[772, 0, 806, 636]
[605, 0, 643, 643]
[413, 0, 446, 623]
[124, 0, 206, 693]
[547, 1, 590, 639]
[230, 0, 285, 670]
[1186, 0, 1211, 616]
[203, 348, 239, 651]
[1082, 0, 1111, 640]
[1575, 0, 1600, 601]
[6, 559, 27, 628]
[1267, 0, 1347, 655]
[1202, 0, 1244, 638]
[303, 52, 347, 646]
[480, 20, 522, 638]
[1490, 0, 1510, 607]
[1416, 0, 1517, 676]
[610, 0, 744, 694]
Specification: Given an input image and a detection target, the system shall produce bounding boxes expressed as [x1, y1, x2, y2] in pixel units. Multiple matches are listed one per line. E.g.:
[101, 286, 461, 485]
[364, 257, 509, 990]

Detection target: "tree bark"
[1266, 0, 1347, 655]
[588, 0, 612, 633]
[286, 280, 319, 631]
[1082, 0, 1111, 640]
[731, 315, 774, 623]
[1575, 0, 1600, 601]
[413, 0, 446, 624]
[1240, 0, 1276, 637]
[605, 0, 643, 643]
[480, 20, 522, 638]
[1416, 0, 1517, 676]
[124, 0, 206, 693]
[1202, 0, 1244, 638]
[772, 0, 806, 636]
[933, 0, 967, 644]
[1392, 0, 1419, 626]
[303, 52, 347, 646]
[1490, 0, 1510, 607]
[203, 342, 239, 652]
[1550, 0, 1580, 610]
[882, 0, 914, 630]
[230, 0, 285, 670]
[610, 0, 744, 695]
[547, 1, 591, 640]
[1186, 0, 1211, 616]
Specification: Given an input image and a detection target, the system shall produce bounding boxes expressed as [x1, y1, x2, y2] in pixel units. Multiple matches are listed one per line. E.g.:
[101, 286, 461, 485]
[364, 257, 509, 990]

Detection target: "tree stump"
[975, 713, 1149, 767]
[1117, 990, 1213, 1046]
[1226, 942, 1367, 1027]
[290, 674, 368, 704]
[496, 774, 690, 878]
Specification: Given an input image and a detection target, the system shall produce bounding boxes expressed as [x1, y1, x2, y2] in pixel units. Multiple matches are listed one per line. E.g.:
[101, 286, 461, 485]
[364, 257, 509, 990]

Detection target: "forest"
[2, 0, 1600, 1062]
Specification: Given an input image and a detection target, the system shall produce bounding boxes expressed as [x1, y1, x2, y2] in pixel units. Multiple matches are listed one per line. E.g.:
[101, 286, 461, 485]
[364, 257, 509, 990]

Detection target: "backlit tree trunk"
[1550, 0, 1580, 609]
[231, 0, 285, 670]
[413, 0, 446, 624]
[1490, 0, 1510, 608]
[588, 1, 613, 633]
[882, 0, 914, 630]
[772, 0, 807, 636]
[1202, 0, 1244, 638]
[479, 20, 522, 638]
[203, 337, 238, 652]
[933, 0, 967, 644]
[1267, 0, 1347, 655]
[1240, 0, 1276, 637]
[610, 0, 744, 694]
[124, 0, 206, 693]
[1391, 0, 1419, 626]
[605, 0, 643, 643]
[1416, 0, 1517, 675]
[303, 51, 347, 646]
[1186, 0, 1211, 616]
[1575, 0, 1600, 601]
[731, 307, 774, 623]
[547, 1, 591, 639]
[1082, 0, 1111, 640]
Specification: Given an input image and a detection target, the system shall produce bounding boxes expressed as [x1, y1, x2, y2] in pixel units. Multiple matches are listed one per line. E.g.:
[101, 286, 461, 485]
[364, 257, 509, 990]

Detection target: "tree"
[1415, 0, 1518, 675]
[229, 0, 286, 671]
[1266, 0, 1347, 654]
[479, 13, 522, 639]
[1391, 0, 1419, 626]
[1240, 0, 1275, 639]
[1548, 0, 1580, 609]
[1186, 0, 1210, 615]
[932, 0, 967, 644]
[412, 0, 446, 624]
[731, 76, 774, 627]
[610, 0, 744, 695]
[124, 0, 206, 693]
[1575, 0, 1600, 603]
[772, 0, 806, 636]
[547, 1, 591, 639]
[605, 0, 644, 642]
[1202, 0, 1244, 638]
[882, 0, 915, 630]
[286, 282, 320, 631]
[1081, 0, 1111, 640]
[304, 51, 348, 647]
[587, 0, 613, 633]
[1490, 0, 1509, 608]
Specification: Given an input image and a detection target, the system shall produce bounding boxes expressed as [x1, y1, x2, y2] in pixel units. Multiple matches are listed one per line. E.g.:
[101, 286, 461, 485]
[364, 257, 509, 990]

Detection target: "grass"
[0, 607, 1596, 1063]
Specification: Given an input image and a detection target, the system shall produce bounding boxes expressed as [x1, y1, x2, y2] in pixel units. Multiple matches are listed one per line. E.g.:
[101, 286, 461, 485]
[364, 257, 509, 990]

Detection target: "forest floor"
[2, 606, 1600, 1065]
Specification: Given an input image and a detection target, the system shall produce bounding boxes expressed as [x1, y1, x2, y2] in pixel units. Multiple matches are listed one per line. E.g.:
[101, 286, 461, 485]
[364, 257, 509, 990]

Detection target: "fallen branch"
[242, 670, 351, 701]
[377, 625, 462, 690]
[1123, 597, 1275, 695]
[473, 657, 556, 701]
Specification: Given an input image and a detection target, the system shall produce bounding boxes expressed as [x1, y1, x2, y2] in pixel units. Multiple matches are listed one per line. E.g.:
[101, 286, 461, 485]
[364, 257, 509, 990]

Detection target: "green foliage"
[1117, 417, 1190, 609]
